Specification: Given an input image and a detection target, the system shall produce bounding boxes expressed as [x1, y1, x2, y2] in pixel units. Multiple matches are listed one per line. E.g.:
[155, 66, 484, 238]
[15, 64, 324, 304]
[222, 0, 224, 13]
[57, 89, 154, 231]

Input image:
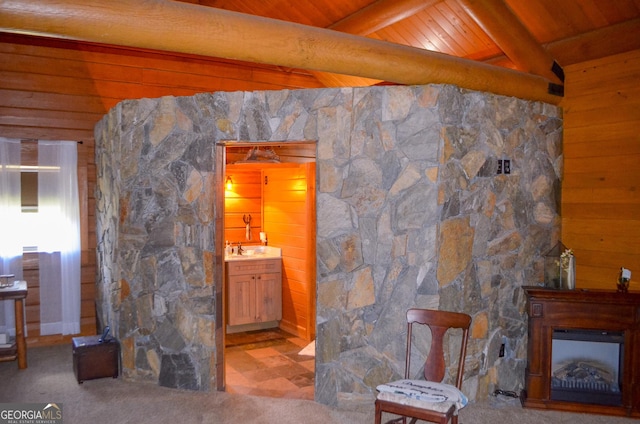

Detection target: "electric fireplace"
[523, 287, 640, 418]
[551, 329, 623, 405]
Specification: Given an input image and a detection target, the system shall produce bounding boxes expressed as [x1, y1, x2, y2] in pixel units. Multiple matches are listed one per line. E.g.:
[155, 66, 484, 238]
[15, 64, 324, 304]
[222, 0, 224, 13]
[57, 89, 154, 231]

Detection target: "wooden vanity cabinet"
[226, 258, 282, 328]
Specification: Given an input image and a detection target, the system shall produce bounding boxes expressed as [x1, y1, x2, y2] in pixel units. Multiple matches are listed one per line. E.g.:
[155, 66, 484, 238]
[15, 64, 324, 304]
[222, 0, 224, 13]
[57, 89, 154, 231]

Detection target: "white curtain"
[0, 137, 23, 337]
[38, 140, 81, 335]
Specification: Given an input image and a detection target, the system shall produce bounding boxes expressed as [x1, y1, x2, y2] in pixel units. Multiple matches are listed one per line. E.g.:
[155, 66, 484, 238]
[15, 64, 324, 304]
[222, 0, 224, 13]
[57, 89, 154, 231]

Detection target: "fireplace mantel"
[522, 287, 640, 418]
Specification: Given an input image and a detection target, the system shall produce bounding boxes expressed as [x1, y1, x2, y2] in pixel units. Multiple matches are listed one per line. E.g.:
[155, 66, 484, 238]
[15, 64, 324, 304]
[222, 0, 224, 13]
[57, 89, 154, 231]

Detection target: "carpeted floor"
[1, 344, 638, 423]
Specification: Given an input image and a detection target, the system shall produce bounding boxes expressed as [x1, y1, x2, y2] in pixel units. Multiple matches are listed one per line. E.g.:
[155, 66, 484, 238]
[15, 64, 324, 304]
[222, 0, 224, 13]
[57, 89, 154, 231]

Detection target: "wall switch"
[497, 160, 503, 174]
[503, 159, 511, 174]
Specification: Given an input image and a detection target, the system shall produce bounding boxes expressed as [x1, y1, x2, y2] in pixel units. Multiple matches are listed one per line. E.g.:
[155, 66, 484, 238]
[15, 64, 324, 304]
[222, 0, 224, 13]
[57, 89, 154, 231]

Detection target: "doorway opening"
[220, 141, 316, 399]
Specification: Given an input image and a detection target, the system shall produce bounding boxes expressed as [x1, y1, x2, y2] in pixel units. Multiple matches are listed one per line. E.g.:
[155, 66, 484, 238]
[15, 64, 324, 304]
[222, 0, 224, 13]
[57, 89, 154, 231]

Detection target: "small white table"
[0, 280, 28, 369]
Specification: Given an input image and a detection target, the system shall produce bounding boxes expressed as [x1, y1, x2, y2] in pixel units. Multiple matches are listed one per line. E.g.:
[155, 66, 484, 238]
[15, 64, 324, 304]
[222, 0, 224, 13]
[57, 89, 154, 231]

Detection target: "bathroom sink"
[225, 246, 281, 261]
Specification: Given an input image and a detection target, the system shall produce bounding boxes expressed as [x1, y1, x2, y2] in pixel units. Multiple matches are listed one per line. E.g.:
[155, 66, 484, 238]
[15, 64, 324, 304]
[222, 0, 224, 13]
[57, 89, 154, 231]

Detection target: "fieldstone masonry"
[95, 84, 562, 407]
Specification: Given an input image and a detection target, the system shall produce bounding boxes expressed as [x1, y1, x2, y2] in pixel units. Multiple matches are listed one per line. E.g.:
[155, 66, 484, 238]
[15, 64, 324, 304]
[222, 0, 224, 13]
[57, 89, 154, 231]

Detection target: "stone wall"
[95, 85, 562, 405]
[95, 96, 220, 390]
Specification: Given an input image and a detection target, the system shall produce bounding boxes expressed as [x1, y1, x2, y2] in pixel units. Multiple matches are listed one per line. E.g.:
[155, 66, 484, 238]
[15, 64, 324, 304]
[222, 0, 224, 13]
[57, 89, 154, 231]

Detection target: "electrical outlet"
[497, 159, 503, 175]
[503, 159, 511, 174]
[499, 343, 505, 357]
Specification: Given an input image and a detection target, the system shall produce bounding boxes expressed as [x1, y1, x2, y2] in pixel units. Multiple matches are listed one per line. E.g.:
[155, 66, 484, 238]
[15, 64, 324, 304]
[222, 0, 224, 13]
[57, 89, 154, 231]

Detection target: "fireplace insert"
[551, 329, 624, 406]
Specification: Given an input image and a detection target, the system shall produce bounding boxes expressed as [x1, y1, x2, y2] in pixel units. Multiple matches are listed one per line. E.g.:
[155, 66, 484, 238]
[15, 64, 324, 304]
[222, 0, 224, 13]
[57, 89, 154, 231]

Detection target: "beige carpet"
[1, 344, 637, 423]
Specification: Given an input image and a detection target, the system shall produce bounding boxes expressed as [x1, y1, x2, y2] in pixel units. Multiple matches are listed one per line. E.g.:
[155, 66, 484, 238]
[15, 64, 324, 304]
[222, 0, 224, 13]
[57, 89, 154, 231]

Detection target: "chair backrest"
[404, 308, 472, 389]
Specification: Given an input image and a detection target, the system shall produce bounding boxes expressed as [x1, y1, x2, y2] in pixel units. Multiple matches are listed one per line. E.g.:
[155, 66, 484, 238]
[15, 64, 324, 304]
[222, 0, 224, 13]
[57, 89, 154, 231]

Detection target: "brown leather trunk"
[72, 335, 119, 383]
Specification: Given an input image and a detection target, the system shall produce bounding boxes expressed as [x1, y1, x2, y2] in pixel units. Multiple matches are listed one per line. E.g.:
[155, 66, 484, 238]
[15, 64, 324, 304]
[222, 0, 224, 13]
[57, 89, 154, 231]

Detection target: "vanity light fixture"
[225, 176, 233, 190]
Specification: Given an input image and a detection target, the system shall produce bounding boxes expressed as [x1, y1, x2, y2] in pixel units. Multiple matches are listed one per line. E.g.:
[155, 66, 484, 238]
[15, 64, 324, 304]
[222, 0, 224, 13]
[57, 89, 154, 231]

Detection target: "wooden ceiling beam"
[317, 0, 442, 87]
[0, 0, 562, 104]
[329, 0, 441, 36]
[484, 19, 640, 69]
[458, 0, 564, 84]
[546, 18, 640, 66]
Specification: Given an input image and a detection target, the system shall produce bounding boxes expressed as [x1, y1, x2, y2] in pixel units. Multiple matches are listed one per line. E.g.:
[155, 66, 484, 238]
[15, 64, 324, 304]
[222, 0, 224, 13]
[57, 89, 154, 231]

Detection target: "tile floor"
[224, 328, 315, 400]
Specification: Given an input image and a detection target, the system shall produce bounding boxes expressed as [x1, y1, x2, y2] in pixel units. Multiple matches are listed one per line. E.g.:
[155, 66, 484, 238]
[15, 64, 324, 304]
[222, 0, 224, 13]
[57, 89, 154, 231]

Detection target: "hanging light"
[225, 176, 233, 190]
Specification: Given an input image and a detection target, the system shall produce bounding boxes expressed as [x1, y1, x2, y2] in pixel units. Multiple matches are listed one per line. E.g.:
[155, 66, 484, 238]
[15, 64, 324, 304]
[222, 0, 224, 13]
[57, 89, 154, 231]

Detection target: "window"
[21, 170, 39, 252]
[1, 138, 81, 336]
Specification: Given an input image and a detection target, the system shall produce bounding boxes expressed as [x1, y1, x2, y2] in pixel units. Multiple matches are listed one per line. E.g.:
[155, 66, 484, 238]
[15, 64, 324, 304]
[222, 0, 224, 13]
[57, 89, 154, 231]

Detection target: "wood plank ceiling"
[178, 0, 640, 88]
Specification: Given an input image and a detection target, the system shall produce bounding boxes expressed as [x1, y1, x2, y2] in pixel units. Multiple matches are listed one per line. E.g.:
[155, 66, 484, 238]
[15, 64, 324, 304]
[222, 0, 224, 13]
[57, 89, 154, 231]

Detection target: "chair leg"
[375, 401, 409, 424]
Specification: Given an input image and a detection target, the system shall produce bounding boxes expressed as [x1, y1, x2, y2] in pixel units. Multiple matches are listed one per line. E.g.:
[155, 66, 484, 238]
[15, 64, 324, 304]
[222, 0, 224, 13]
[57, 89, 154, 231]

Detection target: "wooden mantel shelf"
[524, 286, 640, 305]
[522, 286, 640, 418]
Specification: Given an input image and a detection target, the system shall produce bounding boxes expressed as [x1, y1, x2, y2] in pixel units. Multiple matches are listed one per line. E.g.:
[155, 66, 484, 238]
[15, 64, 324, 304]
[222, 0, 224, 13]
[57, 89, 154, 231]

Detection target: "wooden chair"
[375, 308, 472, 424]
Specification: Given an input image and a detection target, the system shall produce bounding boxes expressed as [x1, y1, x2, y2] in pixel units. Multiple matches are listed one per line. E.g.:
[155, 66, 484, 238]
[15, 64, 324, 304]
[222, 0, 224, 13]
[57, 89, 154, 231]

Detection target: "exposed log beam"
[317, 0, 443, 88]
[458, 0, 564, 84]
[0, 0, 562, 104]
[546, 18, 640, 66]
[329, 0, 440, 36]
[484, 18, 640, 69]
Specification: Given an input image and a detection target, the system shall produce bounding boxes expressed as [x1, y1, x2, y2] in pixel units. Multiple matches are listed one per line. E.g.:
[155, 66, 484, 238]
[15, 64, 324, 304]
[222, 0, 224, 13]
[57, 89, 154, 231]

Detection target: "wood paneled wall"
[224, 166, 263, 245]
[0, 33, 323, 347]
[561, 49, 640, 291]
[0, 33, 323, 142]
[263, 164, 316, 341]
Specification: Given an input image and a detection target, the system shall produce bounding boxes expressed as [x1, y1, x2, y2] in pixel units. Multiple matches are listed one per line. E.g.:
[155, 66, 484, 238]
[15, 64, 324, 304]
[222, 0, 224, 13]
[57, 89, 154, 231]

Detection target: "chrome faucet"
[237, 242, 244, 255]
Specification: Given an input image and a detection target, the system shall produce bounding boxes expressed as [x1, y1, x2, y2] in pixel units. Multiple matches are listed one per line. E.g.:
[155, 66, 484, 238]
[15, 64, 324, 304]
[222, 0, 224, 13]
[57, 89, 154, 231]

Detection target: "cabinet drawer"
[227, 259, 281, 275]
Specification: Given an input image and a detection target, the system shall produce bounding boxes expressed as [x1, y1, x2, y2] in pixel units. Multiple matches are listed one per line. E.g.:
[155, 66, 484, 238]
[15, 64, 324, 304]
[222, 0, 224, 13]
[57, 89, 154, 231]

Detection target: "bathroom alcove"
[95, 84, 562, 407]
